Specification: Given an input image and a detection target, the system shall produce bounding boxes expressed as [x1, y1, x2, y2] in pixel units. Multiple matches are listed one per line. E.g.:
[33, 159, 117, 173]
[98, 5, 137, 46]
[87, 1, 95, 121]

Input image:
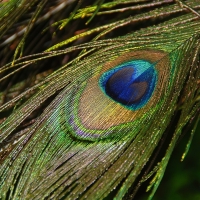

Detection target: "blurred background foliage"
[138, 122, 200, 200]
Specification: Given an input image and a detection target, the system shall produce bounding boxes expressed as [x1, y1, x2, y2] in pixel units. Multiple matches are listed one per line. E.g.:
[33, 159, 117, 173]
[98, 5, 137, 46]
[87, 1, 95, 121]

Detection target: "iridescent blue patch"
[99, 60, 158, 110]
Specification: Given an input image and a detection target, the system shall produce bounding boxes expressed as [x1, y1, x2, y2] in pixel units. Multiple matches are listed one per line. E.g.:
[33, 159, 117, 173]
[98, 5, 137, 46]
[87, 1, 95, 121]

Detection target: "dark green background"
[139, 122, 200, 200]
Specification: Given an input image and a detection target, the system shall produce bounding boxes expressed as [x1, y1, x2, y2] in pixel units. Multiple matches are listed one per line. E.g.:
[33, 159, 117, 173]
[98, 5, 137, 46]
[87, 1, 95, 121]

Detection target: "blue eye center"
[99, 60, 158, 110]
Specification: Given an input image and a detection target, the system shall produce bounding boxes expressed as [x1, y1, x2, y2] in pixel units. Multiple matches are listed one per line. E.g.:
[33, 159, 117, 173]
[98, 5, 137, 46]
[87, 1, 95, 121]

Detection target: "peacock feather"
[0, 0, 200, 199]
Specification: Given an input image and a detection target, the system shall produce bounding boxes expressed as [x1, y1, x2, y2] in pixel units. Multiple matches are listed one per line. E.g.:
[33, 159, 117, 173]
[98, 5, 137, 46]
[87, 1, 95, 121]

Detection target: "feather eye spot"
[70, 50, 168, 131]
[99, 60, 157, 110]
